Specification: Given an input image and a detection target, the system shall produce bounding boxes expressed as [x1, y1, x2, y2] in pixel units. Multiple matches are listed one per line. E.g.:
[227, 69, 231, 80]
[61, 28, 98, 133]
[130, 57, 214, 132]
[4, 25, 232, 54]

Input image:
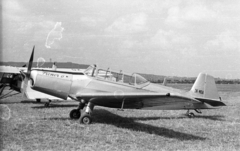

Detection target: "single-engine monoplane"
[25, 47, 226, 124]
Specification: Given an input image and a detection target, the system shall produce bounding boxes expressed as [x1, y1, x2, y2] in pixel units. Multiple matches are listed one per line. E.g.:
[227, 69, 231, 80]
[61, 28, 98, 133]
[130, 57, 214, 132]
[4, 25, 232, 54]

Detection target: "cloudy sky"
[1, 0, 240, 78]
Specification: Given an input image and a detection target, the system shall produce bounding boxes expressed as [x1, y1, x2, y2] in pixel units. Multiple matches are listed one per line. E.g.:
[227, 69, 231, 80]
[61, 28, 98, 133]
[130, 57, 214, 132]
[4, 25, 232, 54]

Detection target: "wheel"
[44, 102, 49, 107]
[69, 109, 81, 119]
[188, 112, 195, 118]
[79, 113, 92, 124]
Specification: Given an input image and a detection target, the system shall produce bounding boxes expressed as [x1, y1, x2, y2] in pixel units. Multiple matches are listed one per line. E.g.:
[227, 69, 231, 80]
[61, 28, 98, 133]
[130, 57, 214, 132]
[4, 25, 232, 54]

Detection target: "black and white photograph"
[1, 0, 240, 150]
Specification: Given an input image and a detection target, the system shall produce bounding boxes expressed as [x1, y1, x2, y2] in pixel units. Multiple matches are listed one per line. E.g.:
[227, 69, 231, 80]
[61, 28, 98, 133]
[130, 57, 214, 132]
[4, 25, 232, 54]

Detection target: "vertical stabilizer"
[190, 73, 219, 100]
[162, 77, 167, 86]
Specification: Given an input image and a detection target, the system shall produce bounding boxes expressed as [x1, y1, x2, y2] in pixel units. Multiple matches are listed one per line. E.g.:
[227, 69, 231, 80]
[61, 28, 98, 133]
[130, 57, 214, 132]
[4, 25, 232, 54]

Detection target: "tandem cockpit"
[84, 65, 150, 87]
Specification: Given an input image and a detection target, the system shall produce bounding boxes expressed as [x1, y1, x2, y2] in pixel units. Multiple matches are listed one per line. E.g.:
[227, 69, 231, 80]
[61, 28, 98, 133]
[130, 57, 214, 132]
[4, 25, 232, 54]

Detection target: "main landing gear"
[69, 100, 95, 124]
[0, 84, 6, 96]
[186, 109, 202, 118]
[69, 102, 85, 119]
[44, 99, 52, 107]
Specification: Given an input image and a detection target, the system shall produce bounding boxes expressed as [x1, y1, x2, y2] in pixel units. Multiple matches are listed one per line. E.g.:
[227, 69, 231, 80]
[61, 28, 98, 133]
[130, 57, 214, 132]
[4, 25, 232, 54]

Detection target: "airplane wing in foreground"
[0, 66, 21, 74]
[71, 91, 225, 110]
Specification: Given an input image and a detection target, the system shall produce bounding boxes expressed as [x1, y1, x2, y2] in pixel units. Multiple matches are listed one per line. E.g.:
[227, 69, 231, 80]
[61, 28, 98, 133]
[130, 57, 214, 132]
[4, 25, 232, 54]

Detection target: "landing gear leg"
[195, 109, 202, 114]
[79, 102, 94, 124]
[0, 84, 6, 96]
[69, 100, 85, 119]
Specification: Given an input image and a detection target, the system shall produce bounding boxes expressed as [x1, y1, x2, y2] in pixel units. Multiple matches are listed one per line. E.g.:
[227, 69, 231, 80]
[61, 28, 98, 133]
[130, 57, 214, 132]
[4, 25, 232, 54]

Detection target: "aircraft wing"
[0, 66, 21, 74]
[70, 92, 207, 110]
[70, 91, 225, 110]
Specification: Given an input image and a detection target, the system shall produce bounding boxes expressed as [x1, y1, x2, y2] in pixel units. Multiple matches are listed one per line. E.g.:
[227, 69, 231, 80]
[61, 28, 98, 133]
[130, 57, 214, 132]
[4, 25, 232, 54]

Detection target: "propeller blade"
[27, 46, 34, 79]
[21, 46, 35, 98]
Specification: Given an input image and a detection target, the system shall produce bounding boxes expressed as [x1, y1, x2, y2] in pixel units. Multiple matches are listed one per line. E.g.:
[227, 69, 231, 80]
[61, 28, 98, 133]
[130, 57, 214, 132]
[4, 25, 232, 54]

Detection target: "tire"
[44, 102, 49, 107]
[79, 113, 92, 124]
[69, 109, 81, 119]
[188, 112, 195, 118]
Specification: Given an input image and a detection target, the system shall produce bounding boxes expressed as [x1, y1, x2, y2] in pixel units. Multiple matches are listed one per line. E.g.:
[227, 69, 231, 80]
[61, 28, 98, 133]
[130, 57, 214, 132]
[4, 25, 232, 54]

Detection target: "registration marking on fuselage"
[42, 71, 72, 80]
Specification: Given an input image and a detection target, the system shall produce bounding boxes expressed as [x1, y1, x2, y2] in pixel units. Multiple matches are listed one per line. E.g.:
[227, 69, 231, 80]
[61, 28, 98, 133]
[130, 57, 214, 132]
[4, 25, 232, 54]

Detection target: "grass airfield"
[0, 84, 240, 151]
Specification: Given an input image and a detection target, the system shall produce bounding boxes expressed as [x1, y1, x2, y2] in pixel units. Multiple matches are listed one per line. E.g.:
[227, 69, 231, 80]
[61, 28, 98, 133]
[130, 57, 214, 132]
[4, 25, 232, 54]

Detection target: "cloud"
[2, 0, 23, 14]
[182, 3, 217, 21]
[105, 13, 148, 35]
[2, 0, 58, 51]
[165, 1, 217, 28]
[2, 0, 26, 22]
[115, 29, 195, 59]
[18, 22, 34, 32]
[80, 17, 98, 27]
[142, 29, 192, 51]
[165, 6, 186, 28]
[204, 30, 240, 53]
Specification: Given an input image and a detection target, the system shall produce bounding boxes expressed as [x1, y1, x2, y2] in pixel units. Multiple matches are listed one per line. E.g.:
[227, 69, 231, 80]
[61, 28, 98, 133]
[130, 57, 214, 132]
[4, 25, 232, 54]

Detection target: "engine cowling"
[30, 70, 73, 100]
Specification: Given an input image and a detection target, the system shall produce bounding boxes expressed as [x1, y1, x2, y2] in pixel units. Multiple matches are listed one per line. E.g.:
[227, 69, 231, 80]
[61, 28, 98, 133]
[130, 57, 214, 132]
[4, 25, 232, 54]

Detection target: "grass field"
[0, 84, 240, 151]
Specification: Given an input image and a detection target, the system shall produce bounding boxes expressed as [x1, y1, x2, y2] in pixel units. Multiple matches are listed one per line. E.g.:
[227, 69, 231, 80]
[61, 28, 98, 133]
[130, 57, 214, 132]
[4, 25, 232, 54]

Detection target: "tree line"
[139, 73, 240, 84]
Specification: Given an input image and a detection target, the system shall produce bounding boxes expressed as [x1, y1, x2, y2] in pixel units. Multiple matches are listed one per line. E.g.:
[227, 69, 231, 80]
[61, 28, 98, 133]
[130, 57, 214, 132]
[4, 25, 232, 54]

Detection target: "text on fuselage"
[42, 72, 71, 79]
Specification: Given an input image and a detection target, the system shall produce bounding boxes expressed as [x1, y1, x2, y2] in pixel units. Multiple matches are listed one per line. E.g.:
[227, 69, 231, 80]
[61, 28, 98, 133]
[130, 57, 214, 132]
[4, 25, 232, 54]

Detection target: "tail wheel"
[188, 112, 195, 118]
[69, 109, 81, 119]
[44, 102, 50, 107]
[79, 113, 92, 124]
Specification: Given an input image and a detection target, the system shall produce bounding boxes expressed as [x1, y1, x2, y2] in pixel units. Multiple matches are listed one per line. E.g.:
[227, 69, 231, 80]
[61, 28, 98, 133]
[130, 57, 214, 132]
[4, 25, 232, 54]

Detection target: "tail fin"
[190, 73, 219, 100]
[162, 77, 167, 86]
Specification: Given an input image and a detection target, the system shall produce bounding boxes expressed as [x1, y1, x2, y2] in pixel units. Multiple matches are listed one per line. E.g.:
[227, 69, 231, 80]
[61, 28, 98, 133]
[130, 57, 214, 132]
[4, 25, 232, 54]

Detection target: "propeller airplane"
[24, 46, 226, 124]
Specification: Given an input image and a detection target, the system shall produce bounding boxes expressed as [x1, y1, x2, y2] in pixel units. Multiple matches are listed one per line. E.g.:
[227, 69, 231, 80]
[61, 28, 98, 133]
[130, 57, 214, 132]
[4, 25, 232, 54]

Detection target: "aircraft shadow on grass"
[192, 115, 226, 121]
[129, 114, 226, 122]
[1, 100, 78, 108]
[44, 109, 208, 141]
[0, 101, 22, 104]
[33, 103, 226, 122]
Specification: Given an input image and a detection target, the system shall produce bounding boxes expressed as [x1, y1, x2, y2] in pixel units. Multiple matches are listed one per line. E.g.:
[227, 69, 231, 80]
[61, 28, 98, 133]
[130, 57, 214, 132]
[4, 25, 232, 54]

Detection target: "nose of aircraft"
[30, 70, 38, 86]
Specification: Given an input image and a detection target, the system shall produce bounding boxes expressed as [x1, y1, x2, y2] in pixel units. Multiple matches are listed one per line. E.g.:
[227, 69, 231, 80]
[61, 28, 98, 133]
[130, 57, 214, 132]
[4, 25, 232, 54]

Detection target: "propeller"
[21, 46, 35, 97]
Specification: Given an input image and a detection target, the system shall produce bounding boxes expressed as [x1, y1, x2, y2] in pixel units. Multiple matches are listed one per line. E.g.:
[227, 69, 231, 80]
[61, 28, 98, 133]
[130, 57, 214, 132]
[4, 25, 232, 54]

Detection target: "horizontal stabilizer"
[195, 97, 226, 107]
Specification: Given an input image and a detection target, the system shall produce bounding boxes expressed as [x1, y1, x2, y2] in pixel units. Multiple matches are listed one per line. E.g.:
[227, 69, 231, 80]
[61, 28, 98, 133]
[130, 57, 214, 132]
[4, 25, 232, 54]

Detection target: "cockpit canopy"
[84, 65, 149, 86]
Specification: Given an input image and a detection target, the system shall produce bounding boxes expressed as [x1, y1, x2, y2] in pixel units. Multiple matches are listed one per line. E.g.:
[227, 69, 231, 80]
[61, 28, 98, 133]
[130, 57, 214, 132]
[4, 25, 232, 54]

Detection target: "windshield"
[135, 74, 148, 85]
[95, 68, 149, 86]
[84, 65, 96, 76]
